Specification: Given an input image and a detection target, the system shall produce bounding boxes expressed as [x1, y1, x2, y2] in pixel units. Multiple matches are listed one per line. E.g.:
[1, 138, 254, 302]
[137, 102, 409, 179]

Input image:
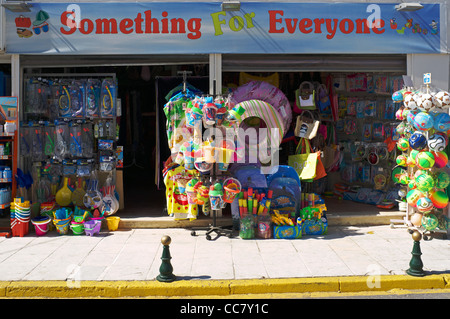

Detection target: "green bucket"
[70, 222, 84, 235]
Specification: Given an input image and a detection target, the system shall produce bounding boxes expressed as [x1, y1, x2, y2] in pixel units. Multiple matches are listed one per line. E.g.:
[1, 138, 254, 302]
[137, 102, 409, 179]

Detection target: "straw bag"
[322, 125, 341, 172]
[288, 138, 318, 181]
[294, 81, 316, 113]
[294, 110, 320, 140]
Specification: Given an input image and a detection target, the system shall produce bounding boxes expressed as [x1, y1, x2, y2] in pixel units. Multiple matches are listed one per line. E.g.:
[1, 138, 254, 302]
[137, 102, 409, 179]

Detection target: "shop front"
[2, 1, 449, 238]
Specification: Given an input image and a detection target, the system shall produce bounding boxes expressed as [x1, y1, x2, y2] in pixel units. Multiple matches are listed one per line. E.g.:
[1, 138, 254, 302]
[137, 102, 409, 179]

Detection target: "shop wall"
[408, 54, 450, 90]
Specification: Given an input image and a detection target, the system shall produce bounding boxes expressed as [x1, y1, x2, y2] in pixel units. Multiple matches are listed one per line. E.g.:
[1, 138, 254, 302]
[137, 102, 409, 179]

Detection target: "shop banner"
[4, 2, 446, 54]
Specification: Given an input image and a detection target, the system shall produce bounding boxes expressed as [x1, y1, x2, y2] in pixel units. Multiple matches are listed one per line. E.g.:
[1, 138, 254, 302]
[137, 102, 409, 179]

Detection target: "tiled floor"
[0, 225, 448, 281]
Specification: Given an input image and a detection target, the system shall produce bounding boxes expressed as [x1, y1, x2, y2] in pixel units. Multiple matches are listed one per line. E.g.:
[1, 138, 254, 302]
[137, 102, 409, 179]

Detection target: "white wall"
[407, 54, 450, 91]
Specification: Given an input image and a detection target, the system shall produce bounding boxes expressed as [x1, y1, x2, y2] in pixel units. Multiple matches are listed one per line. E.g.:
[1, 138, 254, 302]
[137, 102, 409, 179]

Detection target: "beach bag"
[288, 138, 318, 181]
[294, 110, 320, 140]
[322, 125, 341, 172]
[317, 84, 331, 115]
[294, 81, 316, 113]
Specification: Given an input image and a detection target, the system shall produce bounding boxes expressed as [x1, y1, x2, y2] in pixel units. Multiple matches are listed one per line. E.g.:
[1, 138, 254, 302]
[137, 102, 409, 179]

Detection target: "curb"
[1, 274, 449, 298]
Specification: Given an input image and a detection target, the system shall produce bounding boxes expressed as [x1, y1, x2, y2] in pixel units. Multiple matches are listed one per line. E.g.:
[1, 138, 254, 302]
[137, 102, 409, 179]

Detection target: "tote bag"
[293, 81, 316, 113]
[288, 138, 317, 181]
[294, 110, 320, 139]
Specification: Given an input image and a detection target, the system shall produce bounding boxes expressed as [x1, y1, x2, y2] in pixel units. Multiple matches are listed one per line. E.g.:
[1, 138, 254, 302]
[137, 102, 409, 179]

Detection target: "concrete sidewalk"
[0, 224, 448, 297]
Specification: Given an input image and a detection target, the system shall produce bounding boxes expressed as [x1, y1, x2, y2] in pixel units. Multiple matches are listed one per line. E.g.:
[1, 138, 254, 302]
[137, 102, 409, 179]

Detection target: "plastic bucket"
[222, 178, 241, 203]
[106, 216, 120, 231]
[70, 221, 84, 235]
[53, 218, 71, 235]
[31, 216, 51, 236]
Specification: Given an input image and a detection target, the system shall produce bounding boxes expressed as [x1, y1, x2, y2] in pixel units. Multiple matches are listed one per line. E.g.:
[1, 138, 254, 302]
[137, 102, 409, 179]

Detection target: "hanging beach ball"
[392, 167, 406, 183]
[411, 213, 423, 227]
[395, 108, 404, 121]
[395, 122, 406, 135]
[415, 151, 435, 170]
[403, 93, 419, 110]
[417, 93, 436, 113]
[436, 171, 450, 189]
[397, 138, 409, 151]
[398, 173, 410, 185]
[392, 90, 404, 102]
[414, 112, 434, 131]
[410, 150, 420, 161]
[434, 91, 450, 109]
[433, 112, 450, 132]
[409, 131, 428, 150]
[416, 197, 434, 213]
[429, 190, 449, 209]
[414, 169, 427, 179]
[406, 189, 425, 207]
[415, 173, 435, 192]
[406, 110, 418, 124]
[421, 214, 439, 231]
[396, 155, 407, 166]
[432, 151, 448, 168]
[428, 133, 447, 152]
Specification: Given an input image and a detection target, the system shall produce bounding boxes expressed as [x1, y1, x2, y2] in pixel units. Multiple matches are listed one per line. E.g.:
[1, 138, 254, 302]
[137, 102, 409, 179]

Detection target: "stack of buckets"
[10, 199, 31, 237]
[53, 208, 73, 235]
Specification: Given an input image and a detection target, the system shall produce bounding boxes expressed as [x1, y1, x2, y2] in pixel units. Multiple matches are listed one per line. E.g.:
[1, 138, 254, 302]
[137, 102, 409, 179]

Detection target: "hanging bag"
[317, 84, 331, 115]
[294, 81, 316, 113]
[294, 110, 320, 140]
[288, 138, 318, 181]
[322, 124, 341, 172]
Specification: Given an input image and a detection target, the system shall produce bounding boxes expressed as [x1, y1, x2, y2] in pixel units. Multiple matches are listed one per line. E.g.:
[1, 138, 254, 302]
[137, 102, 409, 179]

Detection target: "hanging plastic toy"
[100, 78, 117, 118]
[58, 84, 71, 118]
[86, 79, 101, 118]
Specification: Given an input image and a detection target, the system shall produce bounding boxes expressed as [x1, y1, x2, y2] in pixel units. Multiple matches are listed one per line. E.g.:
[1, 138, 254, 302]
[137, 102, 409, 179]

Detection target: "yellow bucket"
[106, 216, 120, 231]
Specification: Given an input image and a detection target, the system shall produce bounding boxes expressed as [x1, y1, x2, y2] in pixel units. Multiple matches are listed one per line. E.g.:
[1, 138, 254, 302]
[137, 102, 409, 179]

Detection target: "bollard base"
[157, 273, 176, 283]
[406, 268, 426, 277]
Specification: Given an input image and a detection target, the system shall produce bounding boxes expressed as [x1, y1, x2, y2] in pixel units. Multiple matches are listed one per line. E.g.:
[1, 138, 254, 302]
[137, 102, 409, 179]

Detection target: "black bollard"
[406, 230, 426, 277]
[156, 235, 176, 282]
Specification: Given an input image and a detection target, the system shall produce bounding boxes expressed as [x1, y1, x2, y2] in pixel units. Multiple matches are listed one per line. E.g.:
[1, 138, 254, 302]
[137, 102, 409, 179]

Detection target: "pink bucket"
[31, 216, 51, 236]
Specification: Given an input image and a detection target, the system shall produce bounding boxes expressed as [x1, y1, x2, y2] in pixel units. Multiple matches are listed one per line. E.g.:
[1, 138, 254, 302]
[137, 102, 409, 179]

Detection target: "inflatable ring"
[230, 81, 292, 133]
[235, 100, 284, 161]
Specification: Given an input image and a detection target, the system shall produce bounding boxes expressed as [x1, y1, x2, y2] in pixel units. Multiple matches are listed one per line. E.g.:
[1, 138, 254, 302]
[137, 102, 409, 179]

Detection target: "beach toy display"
[392, 82, 450, 234]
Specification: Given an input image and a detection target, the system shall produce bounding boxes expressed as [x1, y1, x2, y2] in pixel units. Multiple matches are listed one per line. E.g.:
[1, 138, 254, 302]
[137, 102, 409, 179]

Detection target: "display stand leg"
[190, 209, 234, 241]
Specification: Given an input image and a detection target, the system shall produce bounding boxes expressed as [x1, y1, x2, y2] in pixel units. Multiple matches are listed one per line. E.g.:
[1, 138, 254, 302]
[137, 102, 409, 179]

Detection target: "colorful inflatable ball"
[406, 189, 425, 207]
[433, 112, 450, 132]
[415, 173, 435, 192]
[415, 151, 435, 170]
[395, 108, 404, 121]
[397, 138, 409, 152]
[413, 112, 434, 131]
[434, 90, 450, 109]
[392, 90, 404, 102]
[395, 155, 407, 166]
[409, 131, 427, 150]
[421, 213, 439, 231]
[427, 133, 447, 152]
[406, 110, 418, 124]
[395, 122, 406, 134]
[436, 171, 450, 189]
[432, 151, 448, 169]
[392, 167, 406, 184]
[411, 213, 423, 227]
[417, 93, 436, 113]
[416, 197, 434, 213]
[429, 190, 449, 209]
[398, 173, 410, 185]
[403, 93, 418, 110]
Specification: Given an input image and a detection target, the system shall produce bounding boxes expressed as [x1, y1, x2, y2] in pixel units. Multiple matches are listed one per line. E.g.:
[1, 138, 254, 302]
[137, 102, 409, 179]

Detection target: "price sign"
[423, 73, 431, 84]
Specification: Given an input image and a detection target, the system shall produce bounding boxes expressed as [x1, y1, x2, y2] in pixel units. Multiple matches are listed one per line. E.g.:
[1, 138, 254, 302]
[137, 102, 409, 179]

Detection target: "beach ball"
[396, 122, 406, 135]
[415, 151, 435, 170]
[406, 189, 425, 207]
[436, 171, 450, 189]
[406, 156, 416, 167]
[398, 188, 407, 198]
[392, 167, 406, 183]
[396, 155, 407, 166]
[392, 90, 404, 102]
[433, 151, 448, 168]
[409, 131, 427, 150]
[410, 150, 420, 161]
[429, 190, 449, 209]
[433, 112, 450, 132]
[398, 173, 410, 185]
[417, 93, 436, 113]
[411, 213, 423, 227]
[397, 138, 409, 151]
[404, 93, 418, 110]
[395, 108, 404, 121]
[406, 110, 418, 124]
[434, 91, 450, 108]
[414, 169, 427, 178]
[416, 197, 434, 213]
[421, 214, 439, 231]
[428, 133, 447, 152]
[414, 112, 434, 131]
[415, 173, 435, 192]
